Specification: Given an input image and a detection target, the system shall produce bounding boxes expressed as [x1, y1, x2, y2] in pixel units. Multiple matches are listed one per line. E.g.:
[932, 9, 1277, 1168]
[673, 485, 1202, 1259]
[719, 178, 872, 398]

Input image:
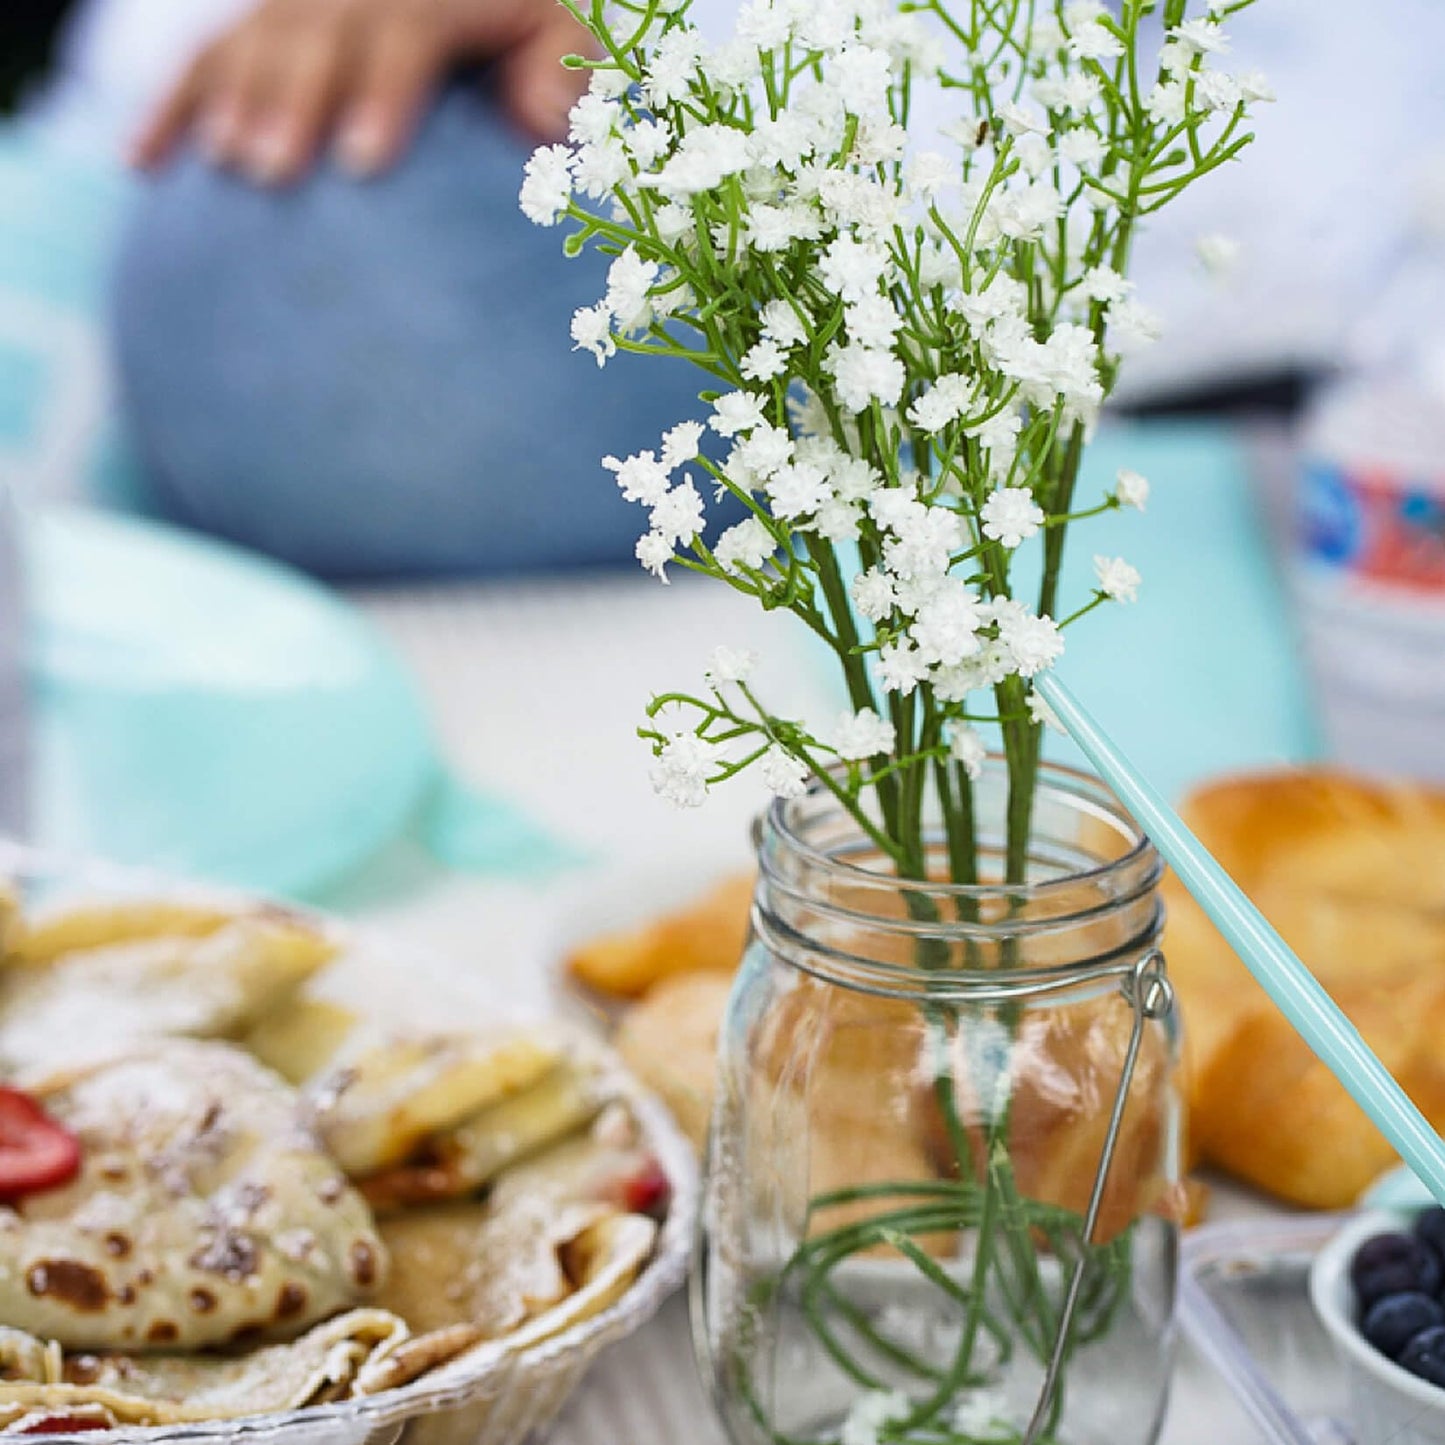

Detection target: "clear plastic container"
[1179, 1215, 1356, 1445]
[1294, 161, 1445, 781]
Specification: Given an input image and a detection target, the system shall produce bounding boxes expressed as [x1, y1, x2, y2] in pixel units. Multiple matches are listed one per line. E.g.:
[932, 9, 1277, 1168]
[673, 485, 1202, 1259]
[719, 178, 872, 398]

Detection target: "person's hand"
[130, 0, 591, 184]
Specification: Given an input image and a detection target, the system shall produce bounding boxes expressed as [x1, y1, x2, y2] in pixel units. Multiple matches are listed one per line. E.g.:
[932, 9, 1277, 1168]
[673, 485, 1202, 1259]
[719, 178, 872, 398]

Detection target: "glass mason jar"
[693, 760, 1181, 1445]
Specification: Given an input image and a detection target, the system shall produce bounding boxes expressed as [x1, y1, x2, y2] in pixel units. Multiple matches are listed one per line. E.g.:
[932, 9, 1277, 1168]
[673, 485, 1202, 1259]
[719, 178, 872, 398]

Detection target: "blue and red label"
[1301, 460, 1445, 596]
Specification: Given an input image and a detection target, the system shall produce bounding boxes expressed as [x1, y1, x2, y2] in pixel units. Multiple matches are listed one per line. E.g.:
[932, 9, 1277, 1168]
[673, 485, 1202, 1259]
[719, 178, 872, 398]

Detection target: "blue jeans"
[113, 83, 711, 580]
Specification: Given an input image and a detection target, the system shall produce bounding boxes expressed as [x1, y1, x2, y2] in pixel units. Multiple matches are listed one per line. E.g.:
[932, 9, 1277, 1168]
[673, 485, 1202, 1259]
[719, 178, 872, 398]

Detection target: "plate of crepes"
[0, 845, 695, 1445]
[569, 768, 1445, 1215]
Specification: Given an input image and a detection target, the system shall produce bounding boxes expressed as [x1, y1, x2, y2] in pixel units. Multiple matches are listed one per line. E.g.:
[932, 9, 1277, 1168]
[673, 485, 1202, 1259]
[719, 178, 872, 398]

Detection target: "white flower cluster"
[523, 0, 1266, 810]
[840, 1389, 911, 1445]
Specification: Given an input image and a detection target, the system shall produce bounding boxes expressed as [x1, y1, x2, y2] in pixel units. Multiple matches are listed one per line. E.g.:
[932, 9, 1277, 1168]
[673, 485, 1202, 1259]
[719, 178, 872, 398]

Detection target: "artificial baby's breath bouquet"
[523, 2, 1267, 1441]
[522, 0, 1268, 885]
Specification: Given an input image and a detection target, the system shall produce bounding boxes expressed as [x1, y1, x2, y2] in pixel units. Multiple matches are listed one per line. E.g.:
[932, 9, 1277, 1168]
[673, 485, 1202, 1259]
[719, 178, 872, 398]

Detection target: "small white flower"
[1080, 265, 1132, 304]
[568, 92, 617, 147]
[761, 745, 809, 798]
[831, 708, 897, 761]
[714, 517, 777, 572]
[846, 295, 904, 351]
[1170, 19, 1230, 54]
[1159, 39, 1196, 77]
[606, 246, 660, 330]
[878, 640, 928, 695]
[818, 236, 892, 304]
[649, 732, 720, 807]
[661, 421, 705, 472]
[996, 100, 1048, 136]
[852, 569, 897, 621]
[828, 344, 906, 414]
[947, 723, 987, 779]
[951, 1387, 1012, 1439]
[1115, 468, 1150, 511]
[812, 497, 863, 542]
[1028, 690, 1066, 735]
[907, 150, 956, 199]
[766, 462, 831, 520]
[653, 203, 694, 243]
[625, 117, 672, 168]
[519, 144, 573, 226]
[704, 645, 757, 685]
[645, 28, 706, 105]
[1060, 126, 1106, 170]
[908, 374, 976, 434]
[998, 608, 1064, 677]
[1069, 20, 1122, 61]
[997, 179, 1063, 240]
[651, 480, 705, 545]
[1094, 554, 1141, 602]
[603, 449, 671, 505]
[742, 338, 789, 382]
[711, 391, 769, 437]
[933, 642, 1012, 700]
[980, 488, 1045, 549]
[760, 300, 808, 349]
[587, 66, 630, 100]
[636, 530, 675, 580]
[1145, 79, 1189, 125]
[570, 303, 615, 366]
[1196, 69, 1241, 113]
[911, 581, 985, 666]
[571, 135, 629, 199]
[735, 423, 794, 480]
[1010, 134, 1051, 182]
[1109, 296, 1163, 350]
[1196, 233, 1241, 276]
[840, 1390, 911, 1445]
[1237, 69, 1276, 103]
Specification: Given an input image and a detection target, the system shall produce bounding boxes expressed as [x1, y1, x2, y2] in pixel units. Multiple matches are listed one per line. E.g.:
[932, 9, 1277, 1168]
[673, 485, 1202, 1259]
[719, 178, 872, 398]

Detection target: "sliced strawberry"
[0, 1088, 82, 1203]
[17, 1418, 111, 1435]
[618, 1157, 671, 1220]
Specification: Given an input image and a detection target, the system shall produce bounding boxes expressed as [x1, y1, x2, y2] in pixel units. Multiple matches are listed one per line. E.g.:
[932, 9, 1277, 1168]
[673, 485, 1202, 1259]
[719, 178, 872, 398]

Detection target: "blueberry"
[1362, 1291, 1445, 1359]
[1351, 1232, 1444, 1308]
[1400, 1325, 1445, 1387]
[1415, 1207, 1445, 1266]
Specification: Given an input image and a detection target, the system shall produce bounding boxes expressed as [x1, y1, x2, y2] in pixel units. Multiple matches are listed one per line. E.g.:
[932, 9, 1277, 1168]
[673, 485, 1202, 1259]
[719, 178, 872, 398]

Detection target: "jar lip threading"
[763, 756, 1156, 903]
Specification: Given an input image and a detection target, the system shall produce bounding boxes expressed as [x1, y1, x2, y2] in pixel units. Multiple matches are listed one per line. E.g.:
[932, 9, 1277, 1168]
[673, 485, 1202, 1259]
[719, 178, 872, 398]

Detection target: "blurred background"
[0, 0, 1441, 974]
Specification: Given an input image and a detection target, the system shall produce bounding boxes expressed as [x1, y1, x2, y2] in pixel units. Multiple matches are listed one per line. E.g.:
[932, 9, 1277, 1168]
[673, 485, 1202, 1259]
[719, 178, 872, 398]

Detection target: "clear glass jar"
[693, 760, 1181, 1445]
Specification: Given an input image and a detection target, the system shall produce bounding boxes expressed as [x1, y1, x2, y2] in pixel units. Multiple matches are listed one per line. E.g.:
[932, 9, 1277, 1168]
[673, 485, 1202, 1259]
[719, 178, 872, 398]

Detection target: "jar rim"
[763, 754, 1156, 903]
[753, 755, 1164, 993]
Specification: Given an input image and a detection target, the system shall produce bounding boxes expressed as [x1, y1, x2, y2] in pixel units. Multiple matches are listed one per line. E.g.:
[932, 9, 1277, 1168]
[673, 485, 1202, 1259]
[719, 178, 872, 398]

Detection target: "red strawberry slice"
[18, 1418, 111, 1435]
[0, 1088, 82, 1203]
[619, 1157, 671, 1219]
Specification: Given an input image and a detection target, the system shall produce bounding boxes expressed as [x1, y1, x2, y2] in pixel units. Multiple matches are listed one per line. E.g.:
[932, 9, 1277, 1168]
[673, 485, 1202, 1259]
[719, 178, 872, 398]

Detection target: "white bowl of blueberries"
[1311, 1206, 1445, 1445]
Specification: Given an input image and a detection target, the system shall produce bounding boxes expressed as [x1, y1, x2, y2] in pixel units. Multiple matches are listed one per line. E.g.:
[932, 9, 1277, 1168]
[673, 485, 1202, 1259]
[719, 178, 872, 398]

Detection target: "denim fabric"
[113, 82, 714, 580]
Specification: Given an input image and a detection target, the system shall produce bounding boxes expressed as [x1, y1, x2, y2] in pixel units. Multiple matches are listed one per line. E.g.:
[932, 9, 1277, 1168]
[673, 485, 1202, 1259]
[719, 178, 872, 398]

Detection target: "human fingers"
[497, 9, 591, 143]
[235, 18, 350, 183]
[334, 11, 450, 177]
[129, 46, 214, 168]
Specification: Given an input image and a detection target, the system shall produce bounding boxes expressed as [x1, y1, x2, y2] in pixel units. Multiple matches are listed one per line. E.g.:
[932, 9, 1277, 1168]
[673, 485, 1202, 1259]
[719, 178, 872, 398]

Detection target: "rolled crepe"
[2, 1040, 386, 1351]
[302, 1032, 564, 1179]
[0, 912, 334, 1075]
[0, 1309, 415, 1428]
[359, 1061, 609, 1213]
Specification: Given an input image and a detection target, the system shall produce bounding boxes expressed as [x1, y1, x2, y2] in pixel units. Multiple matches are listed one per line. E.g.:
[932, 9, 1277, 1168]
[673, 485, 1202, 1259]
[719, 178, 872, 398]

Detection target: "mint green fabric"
[23, 507, 574, 898]
[1032, 421, 1318, 799]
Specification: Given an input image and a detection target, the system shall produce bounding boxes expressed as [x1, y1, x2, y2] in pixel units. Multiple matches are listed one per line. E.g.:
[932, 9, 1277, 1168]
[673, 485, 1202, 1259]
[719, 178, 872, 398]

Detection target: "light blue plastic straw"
[1036, 672, 1445, 1208]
